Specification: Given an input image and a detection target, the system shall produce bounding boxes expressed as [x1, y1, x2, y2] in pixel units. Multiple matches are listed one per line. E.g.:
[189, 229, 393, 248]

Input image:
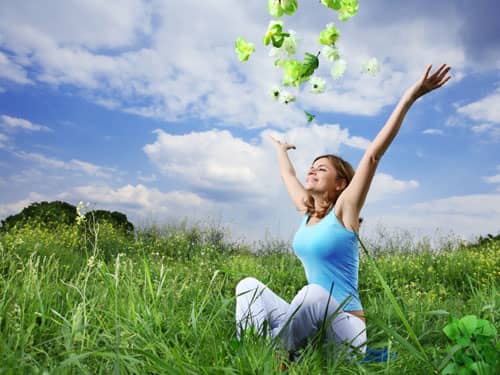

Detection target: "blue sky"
[0, 0, 499, 243]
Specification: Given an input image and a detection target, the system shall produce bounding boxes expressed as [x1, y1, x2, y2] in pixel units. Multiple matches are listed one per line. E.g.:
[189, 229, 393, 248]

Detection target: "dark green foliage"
[0, 201, 77, 231]
[441, 315, 498, 374]
[85, 209, 134, 234]
[0, 201, 134, 235]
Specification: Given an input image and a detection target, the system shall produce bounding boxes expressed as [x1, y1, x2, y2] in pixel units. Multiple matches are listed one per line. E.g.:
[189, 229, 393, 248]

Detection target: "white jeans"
[235, 277, 367, 354]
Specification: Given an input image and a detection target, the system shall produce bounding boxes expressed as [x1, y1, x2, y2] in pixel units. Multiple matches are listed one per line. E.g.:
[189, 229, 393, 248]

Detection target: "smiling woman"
[235, 64, 452, 361]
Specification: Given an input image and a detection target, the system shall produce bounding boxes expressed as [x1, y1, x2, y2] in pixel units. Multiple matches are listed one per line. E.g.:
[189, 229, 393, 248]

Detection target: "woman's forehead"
[312, 157, 333, 167]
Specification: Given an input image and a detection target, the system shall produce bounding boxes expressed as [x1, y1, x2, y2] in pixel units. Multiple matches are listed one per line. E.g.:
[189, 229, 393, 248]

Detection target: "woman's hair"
[303, 154, 355, 219]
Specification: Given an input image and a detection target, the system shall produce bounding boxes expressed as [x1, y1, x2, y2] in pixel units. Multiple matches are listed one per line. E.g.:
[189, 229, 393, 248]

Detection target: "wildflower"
[235, 38, 255, 62]
[310, 76, 326, 93]
[331, 58, 347, 79]
[87, 255, 95, 268]
[321, 45, 341, 62]
[361, 57, 381, 76]
[269, 31, 298, 58]
[269, 85, 281, 100]
[318, 23, 340, 46]
[282, 30, 298, 56]
[280, 91, 296, 104]
[76, 201, 87, 225]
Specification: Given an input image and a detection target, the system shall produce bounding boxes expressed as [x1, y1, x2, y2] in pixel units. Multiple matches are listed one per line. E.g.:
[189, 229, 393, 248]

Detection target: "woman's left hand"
[406, 64, 452, 101]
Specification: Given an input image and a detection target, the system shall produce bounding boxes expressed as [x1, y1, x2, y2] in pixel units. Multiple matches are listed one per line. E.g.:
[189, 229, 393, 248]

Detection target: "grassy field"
[0, 220, 498, 374]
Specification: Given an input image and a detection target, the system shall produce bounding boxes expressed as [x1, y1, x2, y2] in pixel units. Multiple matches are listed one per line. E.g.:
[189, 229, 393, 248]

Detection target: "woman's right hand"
[269, 135, 296, 152]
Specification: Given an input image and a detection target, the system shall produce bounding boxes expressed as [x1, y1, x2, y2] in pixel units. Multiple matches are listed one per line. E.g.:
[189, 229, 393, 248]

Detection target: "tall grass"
[0, 221, 498, 374]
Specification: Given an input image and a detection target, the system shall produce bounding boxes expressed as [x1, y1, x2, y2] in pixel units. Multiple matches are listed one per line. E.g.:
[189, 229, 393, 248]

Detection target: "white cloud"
[0, 133, 9, 149]
[412, 194, 500, 216]
[422, 128, 444, 135]
[0, 0, 466, 127]
[60, 184, 208, 213]
[143, 124, 371, 199]
[1, 115, 51, 132]
[457, 90, 500, 124]
[366, 173, 419, 203]
[13, 151, 116, 178]
[365, 193, 500, 241]
[0, 192, 46, 218]
[0, 51, 31, 84]
[483, 174, 500, 184]
[0, 0, 152, 50]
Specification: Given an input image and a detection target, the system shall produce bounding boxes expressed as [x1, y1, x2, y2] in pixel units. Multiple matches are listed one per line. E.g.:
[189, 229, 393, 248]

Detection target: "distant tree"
[0, 201, 134, 234]
[85, 210, 134, 234]
[0, 201, 77, 231]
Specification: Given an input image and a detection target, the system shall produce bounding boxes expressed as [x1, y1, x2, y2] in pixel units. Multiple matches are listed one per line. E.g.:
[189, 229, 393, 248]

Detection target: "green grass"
[0, 221, 498, 374]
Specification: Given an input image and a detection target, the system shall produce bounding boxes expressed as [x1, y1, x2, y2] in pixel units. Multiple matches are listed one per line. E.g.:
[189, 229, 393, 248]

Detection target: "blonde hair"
[303, 154, 355, 219]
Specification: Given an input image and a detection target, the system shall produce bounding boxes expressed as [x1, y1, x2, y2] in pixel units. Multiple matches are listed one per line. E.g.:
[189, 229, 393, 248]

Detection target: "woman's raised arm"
[270, 135, 309, 212]
[341, 64, 452, 214]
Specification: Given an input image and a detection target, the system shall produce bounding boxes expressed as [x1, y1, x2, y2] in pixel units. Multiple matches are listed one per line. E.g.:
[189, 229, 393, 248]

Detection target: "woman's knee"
[293, 284, 332, 307]
[235, 277, 263, 295]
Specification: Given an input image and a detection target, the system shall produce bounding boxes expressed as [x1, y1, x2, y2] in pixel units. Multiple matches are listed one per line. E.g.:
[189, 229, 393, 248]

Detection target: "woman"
[235, 64, 452, 356]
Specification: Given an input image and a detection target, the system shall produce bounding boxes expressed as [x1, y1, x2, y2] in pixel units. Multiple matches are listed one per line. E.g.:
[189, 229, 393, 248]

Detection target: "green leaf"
[268, 0, 284, 17]
[304, 111, 315, 123]
[302, 52, 319, 78]
[458, 315, 478, 336]
[338, 0, 359, 21]
[235, 38, 255, 62]
[281, 0, 298, 15]
[476, 318, 497, 337]
[320, 0, 342, 11]
[443, 319, 461, 340]
[441, 362, 459, 375]
[282, 59, 304, 87]
[263, 21, 290, 48]
[318, 23, 340, 46]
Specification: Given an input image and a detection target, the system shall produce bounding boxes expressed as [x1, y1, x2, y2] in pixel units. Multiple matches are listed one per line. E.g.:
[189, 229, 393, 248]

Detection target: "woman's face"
[304, 157, 341, 194]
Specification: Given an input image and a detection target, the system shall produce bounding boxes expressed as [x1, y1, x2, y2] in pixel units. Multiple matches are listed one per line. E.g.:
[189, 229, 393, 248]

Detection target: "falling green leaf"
[263, 20, 290, 48]
[338, 0, 359, 21]
[304, 110, 315, 122]
[318, 23, 340, 46]
[235, 38, 255, 62]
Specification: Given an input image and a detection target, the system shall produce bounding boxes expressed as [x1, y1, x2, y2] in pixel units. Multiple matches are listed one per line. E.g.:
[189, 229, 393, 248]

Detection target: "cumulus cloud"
[362, 192, 500, 242]
[366, 173, 419, 203]
[0, 192, 46, 218]
[1, 115, 51, 132]
[457, 89, 500, 124]
[13, 151, 116, 178]
[0, 0, 468, 126]
[60, 184, 209, 213]
[0, 52, 32, 84]
[143, 124, 372, 199]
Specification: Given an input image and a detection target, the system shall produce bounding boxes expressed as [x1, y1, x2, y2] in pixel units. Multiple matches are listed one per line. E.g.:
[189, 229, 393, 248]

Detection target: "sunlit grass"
[0, 222, 498, 373]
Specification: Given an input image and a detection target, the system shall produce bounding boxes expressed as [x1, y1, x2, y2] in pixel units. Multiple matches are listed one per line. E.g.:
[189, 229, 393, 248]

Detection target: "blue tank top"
[292, 208, 362, 311]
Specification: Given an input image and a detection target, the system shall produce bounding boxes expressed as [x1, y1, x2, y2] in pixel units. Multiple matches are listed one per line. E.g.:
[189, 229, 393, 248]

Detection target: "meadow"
[0, 219, 498, 374]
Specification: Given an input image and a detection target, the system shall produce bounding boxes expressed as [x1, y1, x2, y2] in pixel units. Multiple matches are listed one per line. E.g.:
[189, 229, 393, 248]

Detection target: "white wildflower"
[361, 57, 381, 76]
[310, 76, 326, 94]
[269, 85, 281, 100]
[321, 45, 340, 62]
[280, 91, 296, 104]
[331, 59, 347, 80]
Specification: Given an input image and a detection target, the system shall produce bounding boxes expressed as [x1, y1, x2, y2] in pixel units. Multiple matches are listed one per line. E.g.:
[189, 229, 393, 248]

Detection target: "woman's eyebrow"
[311, 163, 329, 169]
